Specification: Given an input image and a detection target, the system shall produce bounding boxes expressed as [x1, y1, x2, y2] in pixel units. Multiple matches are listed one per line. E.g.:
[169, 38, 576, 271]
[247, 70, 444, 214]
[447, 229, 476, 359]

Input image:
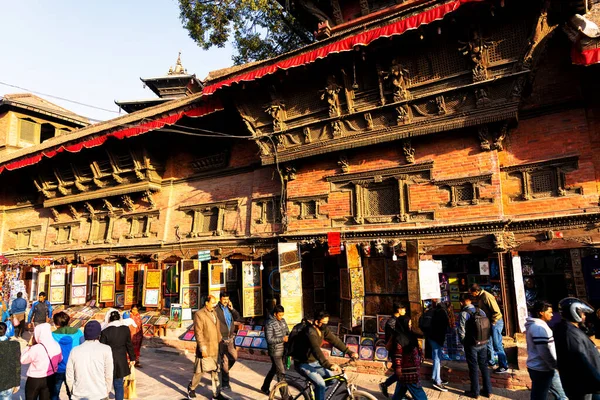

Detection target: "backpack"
[418, 308, 435, 334]
[286, 319, 310, 357]
[466, 307, 491, 345]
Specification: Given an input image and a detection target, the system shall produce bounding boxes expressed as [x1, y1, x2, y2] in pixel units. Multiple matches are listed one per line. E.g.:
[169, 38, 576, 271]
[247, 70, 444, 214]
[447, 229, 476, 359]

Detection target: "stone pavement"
[15, 345, 531, 400]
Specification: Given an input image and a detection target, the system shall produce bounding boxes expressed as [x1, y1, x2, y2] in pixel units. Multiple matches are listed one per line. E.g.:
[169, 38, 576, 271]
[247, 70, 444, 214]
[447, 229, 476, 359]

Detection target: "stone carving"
[321, 76, 342, 117]
[282, 165, 297, 182]
[338, 155, 350, 173]
[265, 101, 287, 131]
[50, 207, 59, 222]
[143, 190, 156, 209]
[475, 87, 491, 108]
[121, 195, 135, 212]
[459, 31, 493, 82]
[68, 205, 80, 220]
[303, 127, 312, 144]
[402, 140, 415, 164]
[331, 121, 343, 138]
[364, 113, 374, 130]
[396, 105, 411, 125]
[435, 95, 447, 115]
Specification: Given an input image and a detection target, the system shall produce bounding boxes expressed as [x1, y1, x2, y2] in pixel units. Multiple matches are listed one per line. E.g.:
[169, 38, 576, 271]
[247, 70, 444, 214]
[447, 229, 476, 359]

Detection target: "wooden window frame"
[87, 214, 115, 244]
[51, 222, 80, 245]
[255, 197, 282, 224]
[180, 200, 239, 238]
[10, 225, 42, 250]
[18, 118, 40, 144]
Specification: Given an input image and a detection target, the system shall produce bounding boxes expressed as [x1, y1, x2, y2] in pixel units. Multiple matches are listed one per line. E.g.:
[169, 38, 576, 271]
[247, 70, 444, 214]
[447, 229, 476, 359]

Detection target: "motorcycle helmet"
[558, 297, 594, 323]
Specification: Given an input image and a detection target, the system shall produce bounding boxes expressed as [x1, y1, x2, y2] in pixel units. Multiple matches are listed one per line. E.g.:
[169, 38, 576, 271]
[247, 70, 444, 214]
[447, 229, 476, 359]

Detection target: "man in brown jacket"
[187, 295, 226, 400]
[469, 284, 508, 373]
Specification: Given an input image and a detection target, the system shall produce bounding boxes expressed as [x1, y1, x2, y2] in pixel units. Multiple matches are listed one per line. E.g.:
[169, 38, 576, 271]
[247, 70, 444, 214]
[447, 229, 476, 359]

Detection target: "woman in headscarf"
[128, 305, 144, 368]
[20, 323, 62, 400]
[391, 317, 428, 400]
[100, 310, 136, 400]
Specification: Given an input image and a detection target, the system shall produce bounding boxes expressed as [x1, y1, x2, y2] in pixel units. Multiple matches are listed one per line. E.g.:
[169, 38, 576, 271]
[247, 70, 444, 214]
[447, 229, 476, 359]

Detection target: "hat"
[84, 320, 102, 340]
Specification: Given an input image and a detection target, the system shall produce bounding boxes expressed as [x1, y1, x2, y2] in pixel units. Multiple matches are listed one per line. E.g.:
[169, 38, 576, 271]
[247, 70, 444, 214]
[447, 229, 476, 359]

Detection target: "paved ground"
[14, 343, 531, 400]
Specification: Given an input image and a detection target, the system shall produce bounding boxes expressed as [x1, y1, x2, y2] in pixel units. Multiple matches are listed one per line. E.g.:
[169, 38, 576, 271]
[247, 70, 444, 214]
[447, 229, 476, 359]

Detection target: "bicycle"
[268, 360, 378, 400]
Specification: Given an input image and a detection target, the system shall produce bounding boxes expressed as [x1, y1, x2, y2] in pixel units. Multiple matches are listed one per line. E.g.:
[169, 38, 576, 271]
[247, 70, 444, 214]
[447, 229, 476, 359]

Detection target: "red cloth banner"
[571, 46, 600, 66]
[328, 232, 342, 256]
[202, 0, 482, 95]
[0, 99, 223, 174]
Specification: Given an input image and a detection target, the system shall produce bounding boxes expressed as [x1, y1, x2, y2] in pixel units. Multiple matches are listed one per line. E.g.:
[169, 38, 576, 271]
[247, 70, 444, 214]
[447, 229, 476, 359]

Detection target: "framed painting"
[242, 288, 263, 317]
[349, 268, 365, 298]
[181, 260, 200, 285]
[100, 283, 115, 303]
[362, 316, 377, 334]
[100, 265, 115, 283]
[143, 289, 160, 307]
[182, 286, 199, 310]
[115, 293, 125, 308]
[170, 304, 182, 328]
[70, 286, 87, 306]
[242, 261, 261, 288]
[115, 263, 125, 291]
[377, 315, 391, 336]
[359, 345, 374, 361]
[51, 267, 66, 286]
[49, 286, 65, 304]
[142, 324, 155, 338]
[164, 263, 179, 295]
[71, 266, 88, 286]
[125, 264, 140, 285]
[144, 269, 162, 289]
[124, 285, 136, 306]
[209, 263, 226, 289]
[351, 297, 364, 328]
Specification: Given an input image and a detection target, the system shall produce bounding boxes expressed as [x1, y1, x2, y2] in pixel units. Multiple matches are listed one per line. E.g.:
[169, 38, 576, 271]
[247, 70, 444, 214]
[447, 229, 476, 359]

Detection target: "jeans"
[262, 355, 288, 397]
[219, 340, 238, 386]
[50, 372, 69, 400]
[549, 370, 567, 400]
[487, 319, 508, 369]
[298, 362, 332, 400]
[113, 378, 124, 400]
[384, 373, 398, 387]
[465, 344, 492, 396]
[430, 339, 443, 384]
[392, 383, 428, 400]
[528, 369, 554, 400]
[0, 388, 12, 400]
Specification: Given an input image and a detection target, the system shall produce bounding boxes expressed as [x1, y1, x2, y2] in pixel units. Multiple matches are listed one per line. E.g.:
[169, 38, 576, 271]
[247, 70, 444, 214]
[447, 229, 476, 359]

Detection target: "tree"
[178, 0, 313, 65]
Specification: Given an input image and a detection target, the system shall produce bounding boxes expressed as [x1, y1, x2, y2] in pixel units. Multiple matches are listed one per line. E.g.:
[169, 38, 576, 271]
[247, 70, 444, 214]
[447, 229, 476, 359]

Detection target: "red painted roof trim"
[572, 46, 600, 66]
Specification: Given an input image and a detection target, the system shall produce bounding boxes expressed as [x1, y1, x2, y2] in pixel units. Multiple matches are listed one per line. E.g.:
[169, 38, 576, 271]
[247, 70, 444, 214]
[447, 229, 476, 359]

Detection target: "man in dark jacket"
[0, 322, 21, 397]
[292, 311, 358, 400]
[214, 292, 241, 390]
[379, 303, 407, 398]
[9, 292, 27, 338]
[261, 305, 289, 395]
[100, 311, 136, 400]
[554, 297, 600, 400]
[27, 291, 53, 328]
[426, 298, 449, 392]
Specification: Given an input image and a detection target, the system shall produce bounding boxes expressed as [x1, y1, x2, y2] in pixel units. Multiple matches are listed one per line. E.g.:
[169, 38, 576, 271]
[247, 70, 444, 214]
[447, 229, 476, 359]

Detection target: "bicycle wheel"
[346, 389, 378, 400]
[268, 380, 310, 400]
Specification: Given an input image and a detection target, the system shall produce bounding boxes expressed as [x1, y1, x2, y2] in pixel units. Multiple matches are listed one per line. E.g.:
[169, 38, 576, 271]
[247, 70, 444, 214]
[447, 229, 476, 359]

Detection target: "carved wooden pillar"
[406, 240, 422, 333]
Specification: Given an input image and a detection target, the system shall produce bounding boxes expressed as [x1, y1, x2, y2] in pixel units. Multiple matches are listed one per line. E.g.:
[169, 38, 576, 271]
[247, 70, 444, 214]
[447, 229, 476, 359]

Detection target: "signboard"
[418, 260, 442, 300]
[198, 250, 211, 262]
[512, 256, 528, 333]
[278, 242, 303, 325]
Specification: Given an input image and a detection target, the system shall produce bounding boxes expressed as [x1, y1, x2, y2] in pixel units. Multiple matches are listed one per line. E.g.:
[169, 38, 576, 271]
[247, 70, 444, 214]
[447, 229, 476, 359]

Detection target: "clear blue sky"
[0, 1, 234, 122]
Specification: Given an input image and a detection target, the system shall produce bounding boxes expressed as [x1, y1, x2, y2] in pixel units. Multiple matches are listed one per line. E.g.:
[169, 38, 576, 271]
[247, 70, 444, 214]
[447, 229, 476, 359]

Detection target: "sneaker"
[432, 383, 448, 392]
[441, 380, 449, 385]
[187, 385, 197, 399]
[494, 367, 509, 374]
[379, 382, 389, 398]
[464, 391, 479, 399]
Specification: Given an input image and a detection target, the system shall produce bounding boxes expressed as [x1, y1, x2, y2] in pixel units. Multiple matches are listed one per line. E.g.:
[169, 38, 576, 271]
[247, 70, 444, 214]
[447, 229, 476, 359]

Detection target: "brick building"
[0, 0, 599, 355]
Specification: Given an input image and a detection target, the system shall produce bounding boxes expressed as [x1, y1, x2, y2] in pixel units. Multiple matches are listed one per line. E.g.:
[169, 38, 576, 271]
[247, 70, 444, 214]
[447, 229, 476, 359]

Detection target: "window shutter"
[19, 119, 37, 143]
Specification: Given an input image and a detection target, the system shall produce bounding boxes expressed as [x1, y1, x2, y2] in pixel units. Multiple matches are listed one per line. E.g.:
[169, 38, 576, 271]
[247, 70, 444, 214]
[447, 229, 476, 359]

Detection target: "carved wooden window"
[256, 198, 281, 224]
[202, 208, 219, 232]
[57, 226, 71, 243]
[434, 174, 492, 207]
[501, 157, 582, 201]
[301, 201, 317, 219]
[127, 216, 150, 239]
[10, 226, 41, 250]
[19, 118, 39, 144]
[181, 200, 238, 238]
[364, 182, 399, 216]
[454, 184, 474, 202]
[88, 215, 114, 244]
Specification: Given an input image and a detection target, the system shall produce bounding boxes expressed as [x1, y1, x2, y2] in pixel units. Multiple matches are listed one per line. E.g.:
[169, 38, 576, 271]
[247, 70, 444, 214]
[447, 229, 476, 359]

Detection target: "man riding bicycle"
[290, 311, 358, 400]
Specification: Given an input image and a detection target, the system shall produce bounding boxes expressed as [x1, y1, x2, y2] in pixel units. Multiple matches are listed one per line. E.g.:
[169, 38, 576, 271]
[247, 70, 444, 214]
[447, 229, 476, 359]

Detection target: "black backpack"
[286, 319, 310, 357]
[419, 308, 435, 334]
[466, 307, 491, 345]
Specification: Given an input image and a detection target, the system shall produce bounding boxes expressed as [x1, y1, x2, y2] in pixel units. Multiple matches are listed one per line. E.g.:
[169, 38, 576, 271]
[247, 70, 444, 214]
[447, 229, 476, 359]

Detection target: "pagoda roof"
[114, 98, 172, 113]
[0, 93, 89, 126]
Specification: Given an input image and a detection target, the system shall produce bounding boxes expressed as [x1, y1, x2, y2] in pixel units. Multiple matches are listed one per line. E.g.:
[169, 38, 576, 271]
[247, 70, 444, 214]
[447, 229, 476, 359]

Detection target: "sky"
[0, 1, 235, 122]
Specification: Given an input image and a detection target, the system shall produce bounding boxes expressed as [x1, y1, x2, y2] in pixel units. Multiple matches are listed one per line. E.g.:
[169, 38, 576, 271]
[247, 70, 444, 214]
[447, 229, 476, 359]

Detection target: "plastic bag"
[5, 320, 14, 337]
[124, 365, 137, 399]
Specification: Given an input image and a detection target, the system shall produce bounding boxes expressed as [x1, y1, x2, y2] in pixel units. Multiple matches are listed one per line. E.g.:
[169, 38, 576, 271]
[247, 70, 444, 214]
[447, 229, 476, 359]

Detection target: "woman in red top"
[128, 305, 144, 368]
[391, 317, 428, 400]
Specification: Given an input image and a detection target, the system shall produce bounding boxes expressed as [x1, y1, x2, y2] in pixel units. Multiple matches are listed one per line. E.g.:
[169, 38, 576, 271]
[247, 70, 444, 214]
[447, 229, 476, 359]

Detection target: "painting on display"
[377, 315, 391, 336]
[243, 288, 263, 317]
[164, 263, 179, 295]
[346, 244, 362, 269]
[70, 286, 87, 305]
[279, 243, 302, 324]
[181, 260, 200, 285]
[124, 285, 136, 306]
[349, 268, 365, 299]
[115, 293, 125, 308]
[100, 265, 116, 283]
[209, 263, 226, 289]
[100, 283, 115, 303]
[170, 304, 182, 328]
[242, 262, 261, 288]
[182, 287, 199, 310]
[351, 297, 364, 328]
[145, 269, 162, 289]
[125, 264, 140, 285]
[115, 263, 125, 291]
[49, 286, 65, 304]
[51, 267, 66, 286]
[71, 267, 88, 286]
[143, 289, 160, 307]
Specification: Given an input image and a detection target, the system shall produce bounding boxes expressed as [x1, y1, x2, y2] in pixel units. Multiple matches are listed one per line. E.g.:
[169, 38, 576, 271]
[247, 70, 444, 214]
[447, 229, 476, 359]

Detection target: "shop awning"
[202, 0, 483, 95]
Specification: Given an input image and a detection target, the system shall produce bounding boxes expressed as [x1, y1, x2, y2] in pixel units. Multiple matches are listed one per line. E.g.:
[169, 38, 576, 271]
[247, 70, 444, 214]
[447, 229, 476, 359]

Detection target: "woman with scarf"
[100, 311, 136, 400]
[20, 323, 62, 400]
[391, 317, 428, 400]
[128, 305, 143, 368]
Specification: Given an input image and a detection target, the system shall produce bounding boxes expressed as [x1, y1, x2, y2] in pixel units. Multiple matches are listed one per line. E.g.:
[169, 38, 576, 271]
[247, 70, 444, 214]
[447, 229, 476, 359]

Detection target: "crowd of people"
[2, 287, 600, 400]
